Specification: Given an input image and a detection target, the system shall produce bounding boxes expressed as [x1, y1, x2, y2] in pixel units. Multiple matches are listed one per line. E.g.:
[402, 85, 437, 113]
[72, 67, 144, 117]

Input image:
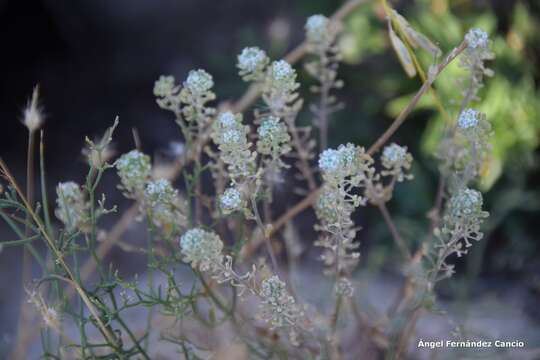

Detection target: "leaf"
[388, 20, 416, 78]
[391, 9, 442, 57]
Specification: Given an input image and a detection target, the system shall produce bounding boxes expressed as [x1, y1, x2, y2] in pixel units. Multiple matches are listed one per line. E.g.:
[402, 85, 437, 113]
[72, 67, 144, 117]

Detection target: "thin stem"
[377, 202, 411, 260]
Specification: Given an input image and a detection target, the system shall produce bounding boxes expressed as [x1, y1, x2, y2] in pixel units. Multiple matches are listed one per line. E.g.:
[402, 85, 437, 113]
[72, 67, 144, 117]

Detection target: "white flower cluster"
[184, 69, 214, 95]
[465, 28, 489, 49]
[154, 75, 181, 113]
[55, 182, 89, 233]
[211, 111, 256, 181]
[315, 144, 373, 276]
[319, 143, 372, 185]
[447, 188, 483, 219]
[179, 69, 216, 127]
[180, 228, 224, 271]
[262, 60, 300, 116]
[256, 116, 291, 158]
[305, 15, 332, 46]
[219, 187, 243, 214]
[381, 143, 413, 182]
[459, 28, 494, 99]
[237, 47, 269, 81]
[457, 108, 479, 129]
[259, 275, 303, 330]
[438, 187, 489, 260]
[115, 150, 152, 196]
[144, 179, 186, 234]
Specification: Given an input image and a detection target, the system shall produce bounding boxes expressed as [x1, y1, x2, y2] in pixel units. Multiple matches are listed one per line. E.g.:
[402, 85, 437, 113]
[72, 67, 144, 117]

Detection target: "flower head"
[305, 15, 330, 43]
[55, 182, 88, 233]
[220, 187, 243, 214]
[144, 179, 186, 233]
[256, 116, 291, 157]
[458, 108, 479, 129]
[448, 188, 483, 218]
[180, 228, 224, 271]
[153, 75, 176, 97]
[318, 144, 360, 178]
[184, 69, 214, 95]
[115, 150, 151, 195]
[381, 143, 413, 182]
[259, 276, 302, 329]
[237, 47, 269, 81]
[218, 111, 237, 128]
[465, 28, 489, 49]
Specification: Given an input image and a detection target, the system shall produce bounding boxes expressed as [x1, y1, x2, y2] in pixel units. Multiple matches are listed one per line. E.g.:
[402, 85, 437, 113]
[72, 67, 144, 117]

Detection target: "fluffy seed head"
[22, 86, 44, 132]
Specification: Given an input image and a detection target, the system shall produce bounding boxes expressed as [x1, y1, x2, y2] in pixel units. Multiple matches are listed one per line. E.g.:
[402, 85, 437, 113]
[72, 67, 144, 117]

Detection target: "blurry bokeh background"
[1, 0, 539, 357]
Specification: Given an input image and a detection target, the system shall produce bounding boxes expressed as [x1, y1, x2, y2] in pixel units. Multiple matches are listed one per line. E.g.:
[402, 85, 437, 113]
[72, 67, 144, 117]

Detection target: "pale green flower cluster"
[153, 75, 181, 113]
[440, 187, 489, 257]
[460, 28, 494, 99]
[315, 144, 374, 275]
[55, 182, 89, 233]
[219, 187, 243, 214]
[256, 116, 291, 159]
[318, 143, 373, 186]
[179, 69, 216, 125]
[237, 47, 269, 81]
[259, 275, 302, 330]
[211, 111, 256, 181]
[144, 179, 186, 235]
[381, 143, 413, 182]
[115, 150, 152, 196]
[180, 228, 224, 271]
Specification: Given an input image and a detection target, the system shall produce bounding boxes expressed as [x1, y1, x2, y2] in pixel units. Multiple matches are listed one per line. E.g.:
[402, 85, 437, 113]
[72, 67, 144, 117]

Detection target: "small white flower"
[220, 187, 243, 213]
[465, 28, 489, 49]
[180, 228, 224, 271]
[305, 14, 329, 43]
[218, 111, 237, 128]
[318, 144, 358, 174]
[448, 188, 483, 218]
[458, 108, 479, 129]
[271, 60, 294, 82]
[55, 182, 88, 233]
[382, 143, 407, 166]
[318, 148, 341, 172]
[185, 69, 214, 94]
[257, 116, 280, 139]
[153, 75, 176, 97]
[222, 129, 242, 144]
[259, 275, 302, 329]
[238, 47, 268, 74]
[116, 150, 152, 194]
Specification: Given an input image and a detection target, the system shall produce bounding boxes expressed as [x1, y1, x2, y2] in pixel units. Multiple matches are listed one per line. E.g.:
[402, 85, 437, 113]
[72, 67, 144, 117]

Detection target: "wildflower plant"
[0, 3, 499, 359]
